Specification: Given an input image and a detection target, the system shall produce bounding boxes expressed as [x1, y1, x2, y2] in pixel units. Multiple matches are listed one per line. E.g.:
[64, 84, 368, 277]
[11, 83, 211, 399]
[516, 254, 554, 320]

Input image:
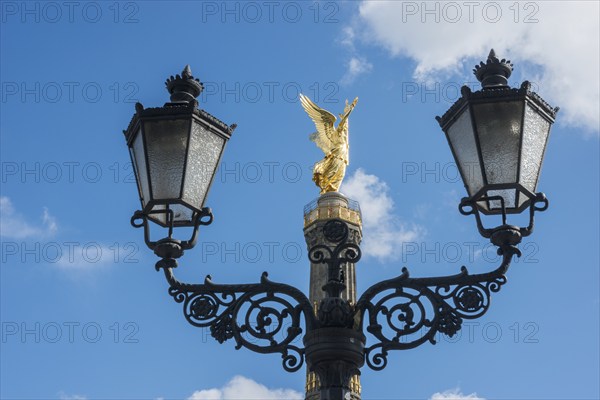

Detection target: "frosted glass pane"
[148, 204, 167, 226]
[145, 119, 190, 200]
[131, 128, 150, 207]
[170, 203, 193, 224]
[473, 101, 523, 187]
[446, 108, 483, 197]
[519, 104, 550, 206]
[183, 121, 225, 209]
[487, 188, 516, 210]
[146, 205, 192, 226]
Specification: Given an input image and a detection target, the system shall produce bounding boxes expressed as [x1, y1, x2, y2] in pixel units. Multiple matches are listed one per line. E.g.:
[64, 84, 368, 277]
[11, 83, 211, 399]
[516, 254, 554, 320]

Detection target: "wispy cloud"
[54, 243, 123, 270]
[339, 23, 373, 85]
[0, 196, 58, 239]
[341, 169, 424, 261]
[58, 392, 87, 400]
[1, 196, 123, 271]
[341, 56, 373, 85]
[430, 388, 485, 400]
[339, 26, 356, 50]
[187, 375, 303, 400]
[352, 1, 599, 134]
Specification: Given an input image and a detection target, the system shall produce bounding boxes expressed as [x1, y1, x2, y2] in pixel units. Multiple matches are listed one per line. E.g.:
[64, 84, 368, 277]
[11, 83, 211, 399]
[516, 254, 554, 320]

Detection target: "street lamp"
[124, 66, 236, 258]
[123, 53, 557, 400]
[436, 49, 558, 243]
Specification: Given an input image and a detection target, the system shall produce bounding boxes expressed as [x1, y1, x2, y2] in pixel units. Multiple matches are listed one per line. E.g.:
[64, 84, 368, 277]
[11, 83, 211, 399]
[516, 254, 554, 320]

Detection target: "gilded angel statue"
[299, 94, 358, 194]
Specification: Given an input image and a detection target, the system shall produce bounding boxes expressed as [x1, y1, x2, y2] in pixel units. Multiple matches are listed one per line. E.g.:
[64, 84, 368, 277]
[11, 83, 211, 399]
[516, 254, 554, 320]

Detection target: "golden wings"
[299, 94, 358, 156]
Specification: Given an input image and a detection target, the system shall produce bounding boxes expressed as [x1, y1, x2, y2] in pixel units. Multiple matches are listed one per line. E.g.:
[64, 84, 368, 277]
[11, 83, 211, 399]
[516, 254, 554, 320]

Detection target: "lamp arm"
[155, 259, 317, 373]
[354, 243, 519, 371]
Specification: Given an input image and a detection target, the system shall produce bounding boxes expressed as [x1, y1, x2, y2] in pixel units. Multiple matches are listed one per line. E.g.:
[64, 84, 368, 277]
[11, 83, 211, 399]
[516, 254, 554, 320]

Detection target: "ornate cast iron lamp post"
[122, 51, 558, 400]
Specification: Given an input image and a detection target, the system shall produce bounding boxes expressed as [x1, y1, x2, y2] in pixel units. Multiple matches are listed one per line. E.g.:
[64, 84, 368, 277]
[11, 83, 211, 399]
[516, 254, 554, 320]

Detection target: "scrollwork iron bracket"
[155, 259, 316, 373]
[355, 242, 520, 371]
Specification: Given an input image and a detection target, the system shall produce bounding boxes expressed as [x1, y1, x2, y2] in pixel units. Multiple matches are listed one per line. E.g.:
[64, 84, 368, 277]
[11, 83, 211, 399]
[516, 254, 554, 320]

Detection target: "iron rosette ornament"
[353, 245, 516, 371]
[157, 258, 316, 372]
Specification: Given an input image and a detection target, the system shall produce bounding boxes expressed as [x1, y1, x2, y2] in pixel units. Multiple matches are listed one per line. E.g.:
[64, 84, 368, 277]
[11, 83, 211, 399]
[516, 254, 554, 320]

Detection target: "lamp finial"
[165, 65, 204, 102]
[473, 49, 513, 89]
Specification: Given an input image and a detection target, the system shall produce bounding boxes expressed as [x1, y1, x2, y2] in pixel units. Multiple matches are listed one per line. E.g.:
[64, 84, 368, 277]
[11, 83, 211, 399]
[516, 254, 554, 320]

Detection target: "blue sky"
[1, 1, 598, 399]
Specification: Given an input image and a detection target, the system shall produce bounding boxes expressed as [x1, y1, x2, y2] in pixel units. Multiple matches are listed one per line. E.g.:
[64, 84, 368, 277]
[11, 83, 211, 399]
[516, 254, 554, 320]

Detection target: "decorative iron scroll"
[355, 244, 519, 371]
[156, 259, 316, 373]
[307, 219, 361, 300]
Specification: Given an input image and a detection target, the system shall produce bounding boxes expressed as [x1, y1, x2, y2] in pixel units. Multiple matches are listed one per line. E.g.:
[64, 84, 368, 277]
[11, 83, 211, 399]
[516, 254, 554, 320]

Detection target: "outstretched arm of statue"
[339, 97, 358, 125]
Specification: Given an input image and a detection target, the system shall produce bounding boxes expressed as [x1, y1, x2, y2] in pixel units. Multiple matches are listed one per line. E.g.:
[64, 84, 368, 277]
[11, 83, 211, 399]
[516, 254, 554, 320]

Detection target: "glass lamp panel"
[144, 119, 191, 201]
[130, 127, 150, 208]
[145, 204, 194, 227]
[148, 204, 167, 226]
[472, 101, 524, 210]
[169, 203, 194, 225]
[446, 108, 484, 197]
[146, 204, 192, 226]
[518, 103, 551, 207]
[485, 188, 514, 211]
[182, 121, 226, 210]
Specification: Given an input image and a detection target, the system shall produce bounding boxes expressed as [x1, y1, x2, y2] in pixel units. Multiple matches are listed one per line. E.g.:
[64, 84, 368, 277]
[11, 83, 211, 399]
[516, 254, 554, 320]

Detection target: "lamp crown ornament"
[473, 48, 514, 88]
[165, 65, 204, 102]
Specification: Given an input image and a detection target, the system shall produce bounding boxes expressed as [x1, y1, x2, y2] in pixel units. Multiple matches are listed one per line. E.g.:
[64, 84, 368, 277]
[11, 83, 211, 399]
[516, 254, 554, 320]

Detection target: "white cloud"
[339, 23, 373, 85]
[0, 197, 120, 271]
[430, 388, 485, 400]
[0, 196, 58, 239]
[42, 207, 58, 235]
[340, 26, 356, 50]
[352, 1, 599, 133]
[341, 169, 424, 261]
[54, 243, 121, 270]
[188, 375, 303, 400]
[341, 56, 373, 85]
[58, 392, 87, 400]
